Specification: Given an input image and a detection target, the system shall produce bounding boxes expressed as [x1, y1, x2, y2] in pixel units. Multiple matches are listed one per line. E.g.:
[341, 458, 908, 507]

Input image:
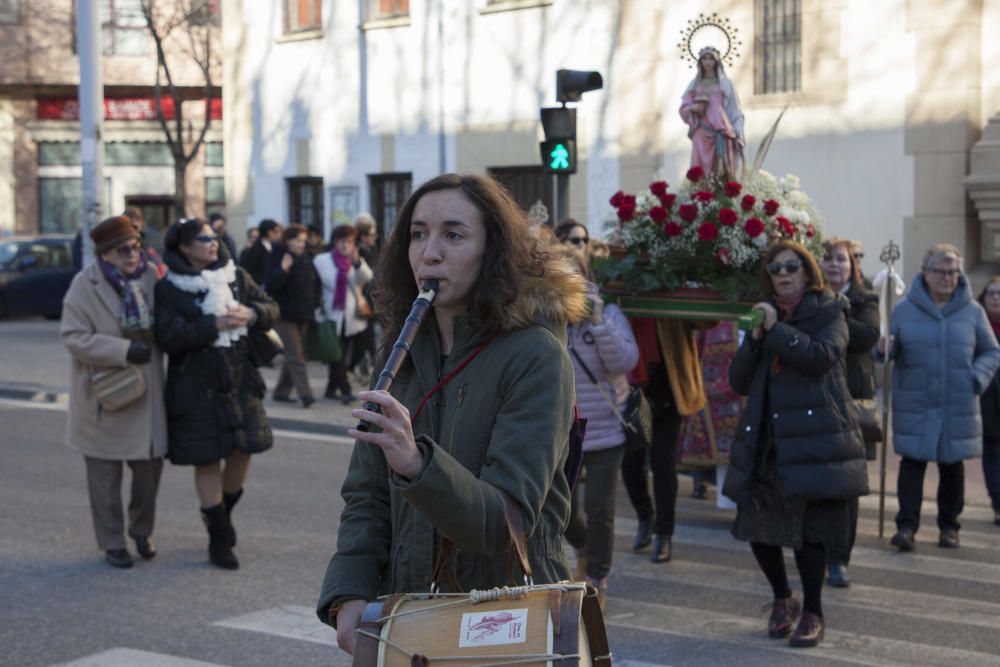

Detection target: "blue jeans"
[984, 437, 1000, 513]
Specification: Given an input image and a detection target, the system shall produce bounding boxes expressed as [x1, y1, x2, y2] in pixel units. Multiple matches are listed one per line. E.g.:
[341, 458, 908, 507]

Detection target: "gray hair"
[354, 212, 377, 234]
[922, 243, 963, 271]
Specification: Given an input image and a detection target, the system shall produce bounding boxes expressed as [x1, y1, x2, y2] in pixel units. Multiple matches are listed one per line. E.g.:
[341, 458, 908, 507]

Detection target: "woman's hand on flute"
[348, 390, 424, 479]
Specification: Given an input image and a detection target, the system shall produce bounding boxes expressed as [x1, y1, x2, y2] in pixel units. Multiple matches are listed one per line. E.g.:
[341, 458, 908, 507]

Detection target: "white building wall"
[236, 0, 620, 236]
[229, 0, 996, 280]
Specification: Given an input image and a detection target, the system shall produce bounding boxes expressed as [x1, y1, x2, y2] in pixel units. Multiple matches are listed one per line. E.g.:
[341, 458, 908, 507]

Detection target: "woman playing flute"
[316, 173, 589, 655]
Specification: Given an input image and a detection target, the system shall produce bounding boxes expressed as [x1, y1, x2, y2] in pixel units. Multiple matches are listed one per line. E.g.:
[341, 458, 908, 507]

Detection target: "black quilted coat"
[722, 290, 869, 504]
[154, 249, 279, 465]
[843, 282, 880, 400]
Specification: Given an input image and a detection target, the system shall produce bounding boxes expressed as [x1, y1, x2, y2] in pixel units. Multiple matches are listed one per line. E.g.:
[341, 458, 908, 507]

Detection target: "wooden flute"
[356, 279, 439, 432]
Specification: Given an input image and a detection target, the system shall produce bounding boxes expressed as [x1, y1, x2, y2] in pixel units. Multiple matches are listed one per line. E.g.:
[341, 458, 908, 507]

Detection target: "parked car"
[0, 234, 79, 319]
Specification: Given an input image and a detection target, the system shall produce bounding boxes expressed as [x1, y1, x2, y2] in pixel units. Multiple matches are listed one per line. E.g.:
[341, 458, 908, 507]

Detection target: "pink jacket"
[568, 303, 639, 452]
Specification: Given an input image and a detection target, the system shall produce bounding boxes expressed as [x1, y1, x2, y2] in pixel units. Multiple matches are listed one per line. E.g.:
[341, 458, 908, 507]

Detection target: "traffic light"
[556, 69, 603, 103]
[540, 106, 577, 174]
[540, 139, 577, 174]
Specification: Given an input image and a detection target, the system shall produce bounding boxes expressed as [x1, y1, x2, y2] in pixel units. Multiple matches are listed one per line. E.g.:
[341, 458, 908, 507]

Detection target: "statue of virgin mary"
[679, 46, 745, 179]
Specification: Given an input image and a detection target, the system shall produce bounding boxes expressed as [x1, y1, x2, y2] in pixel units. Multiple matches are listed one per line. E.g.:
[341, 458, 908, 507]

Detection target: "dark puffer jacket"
[723, 290, 869, 504]
[154, 249, 279, 465]
[265, 253, 319, 322]
[843, 282, 880, 400]
[981, 372, 1000, 441]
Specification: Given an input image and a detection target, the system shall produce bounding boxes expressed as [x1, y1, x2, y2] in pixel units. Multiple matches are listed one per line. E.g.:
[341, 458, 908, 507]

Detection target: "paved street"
[2, 319, 1000, 666]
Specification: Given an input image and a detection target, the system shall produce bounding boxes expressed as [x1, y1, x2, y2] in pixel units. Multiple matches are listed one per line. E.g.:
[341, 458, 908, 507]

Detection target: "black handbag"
[853, 398, 882, 461]
[247, 328, 284, 367]
[621, 384, 653, 451]
[569, 346, 652, 452]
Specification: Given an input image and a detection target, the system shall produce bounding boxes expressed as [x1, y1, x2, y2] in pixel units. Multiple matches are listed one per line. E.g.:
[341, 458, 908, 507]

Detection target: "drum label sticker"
[459, 608, 528, 647]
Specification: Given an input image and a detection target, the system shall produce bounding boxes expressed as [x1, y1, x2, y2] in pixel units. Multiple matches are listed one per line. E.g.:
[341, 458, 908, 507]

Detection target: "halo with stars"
[677, 13, 742, 68]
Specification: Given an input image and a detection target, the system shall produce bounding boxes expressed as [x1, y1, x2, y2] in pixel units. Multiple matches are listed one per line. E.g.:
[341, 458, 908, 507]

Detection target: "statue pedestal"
[966, 113, 1000, 262]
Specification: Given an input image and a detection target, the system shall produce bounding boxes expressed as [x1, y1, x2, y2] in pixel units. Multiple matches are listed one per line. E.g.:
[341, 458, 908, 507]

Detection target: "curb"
[0, 387, 65, 403]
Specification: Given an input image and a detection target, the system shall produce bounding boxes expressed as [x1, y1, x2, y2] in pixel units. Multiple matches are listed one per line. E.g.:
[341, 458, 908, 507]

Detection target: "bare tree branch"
[139, 0, 220, 214]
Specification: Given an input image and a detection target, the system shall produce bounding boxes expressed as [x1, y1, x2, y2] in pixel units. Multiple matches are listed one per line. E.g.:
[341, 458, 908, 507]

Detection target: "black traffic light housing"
[540, 108, 577, 174]
[556, 69, 603, 103]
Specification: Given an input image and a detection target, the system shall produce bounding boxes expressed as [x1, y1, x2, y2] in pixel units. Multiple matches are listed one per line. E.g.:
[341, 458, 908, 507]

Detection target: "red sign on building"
[37, 97, 222, 121]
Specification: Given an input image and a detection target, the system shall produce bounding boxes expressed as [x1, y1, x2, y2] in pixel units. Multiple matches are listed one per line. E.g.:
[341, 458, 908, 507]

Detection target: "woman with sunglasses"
[554, 219, 590, 250]
[879, 244, 1000, 552]
[723, 240, 868, 648]
[819, 238, 880, 588]
[155, 218, 279, 570]
[61, 215, 167, 569]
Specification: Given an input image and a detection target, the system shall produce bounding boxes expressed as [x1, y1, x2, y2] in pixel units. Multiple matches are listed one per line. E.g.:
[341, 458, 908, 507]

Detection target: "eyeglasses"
[985, 290, 1000, 298]
[767, 259, 802, 276]
[927, 268, 959, 279]
[114, 243, 142, 258]
[567, 237, 590, 247]
[194, 235, 219, 245]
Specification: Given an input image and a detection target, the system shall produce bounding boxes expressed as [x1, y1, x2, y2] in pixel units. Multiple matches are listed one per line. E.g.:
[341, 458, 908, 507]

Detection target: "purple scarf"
[97, 253, 153, 333]
[331, 249, 352, 311]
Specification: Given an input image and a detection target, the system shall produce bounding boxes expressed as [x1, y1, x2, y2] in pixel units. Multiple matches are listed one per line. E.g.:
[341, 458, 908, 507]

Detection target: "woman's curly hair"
[372, 173, 547, 346]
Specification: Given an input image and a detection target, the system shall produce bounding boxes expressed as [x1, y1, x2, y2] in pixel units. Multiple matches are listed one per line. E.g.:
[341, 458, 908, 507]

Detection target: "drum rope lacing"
[358, 583, 612, 665]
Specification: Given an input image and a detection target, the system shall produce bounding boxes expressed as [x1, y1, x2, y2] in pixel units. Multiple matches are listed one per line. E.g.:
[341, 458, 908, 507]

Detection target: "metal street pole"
[556, 173, 569, 223]
[877, 239, 901, 538]
[76, 0, 104, 265]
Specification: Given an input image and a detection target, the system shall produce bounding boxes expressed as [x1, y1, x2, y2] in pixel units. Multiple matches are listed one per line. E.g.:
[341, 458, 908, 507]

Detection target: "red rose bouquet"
[598, 170, 825, 301]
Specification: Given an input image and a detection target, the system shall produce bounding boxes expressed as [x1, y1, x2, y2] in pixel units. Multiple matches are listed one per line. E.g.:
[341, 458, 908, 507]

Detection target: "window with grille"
[288, 177, 324, 227]
[368, 173, 412, 237]
[369, 0, 408, 19]
[754, 0, 801, 94]
[285, 0, 321, 33]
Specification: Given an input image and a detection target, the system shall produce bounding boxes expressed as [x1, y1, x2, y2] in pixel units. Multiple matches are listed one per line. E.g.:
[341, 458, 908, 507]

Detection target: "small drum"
[352, 582, 610, 666]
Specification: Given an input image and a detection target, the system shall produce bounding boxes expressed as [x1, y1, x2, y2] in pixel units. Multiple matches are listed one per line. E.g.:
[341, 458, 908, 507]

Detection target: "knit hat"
[91, 215, 141, 254]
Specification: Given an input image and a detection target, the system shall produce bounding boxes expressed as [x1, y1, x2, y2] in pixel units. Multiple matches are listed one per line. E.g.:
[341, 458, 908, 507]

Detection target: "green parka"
[317, 257, 588, 627]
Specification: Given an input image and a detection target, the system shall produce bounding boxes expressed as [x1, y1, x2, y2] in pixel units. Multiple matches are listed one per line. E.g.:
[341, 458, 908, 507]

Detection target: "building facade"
[0, 0, 223, 240]
[224, 0, 1000, 280]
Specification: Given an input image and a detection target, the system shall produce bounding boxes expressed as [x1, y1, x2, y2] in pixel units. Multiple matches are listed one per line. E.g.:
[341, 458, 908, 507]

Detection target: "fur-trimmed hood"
[501, 251, 589, 334]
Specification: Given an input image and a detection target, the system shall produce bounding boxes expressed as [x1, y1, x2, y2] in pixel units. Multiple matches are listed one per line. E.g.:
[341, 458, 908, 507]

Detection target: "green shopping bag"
[306, 320, 342, 363]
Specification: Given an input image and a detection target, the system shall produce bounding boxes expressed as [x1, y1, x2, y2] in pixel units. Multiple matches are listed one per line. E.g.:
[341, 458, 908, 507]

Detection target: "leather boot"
[633, 518, 652, 551]
[223, 488, 244, 547]
[789, 611, 825, 647]
[651, 534, 672, 563]
[201, 504, 238, 570]
[764, 595, 801, 638]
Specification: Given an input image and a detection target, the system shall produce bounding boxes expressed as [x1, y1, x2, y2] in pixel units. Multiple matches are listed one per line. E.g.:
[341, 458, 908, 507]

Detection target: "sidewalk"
[1, 317, 995, 510]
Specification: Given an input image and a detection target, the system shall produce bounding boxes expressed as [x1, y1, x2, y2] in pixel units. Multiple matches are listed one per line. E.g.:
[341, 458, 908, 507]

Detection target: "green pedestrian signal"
[540, 139, 577, 174]
[549, 143, 570, 170]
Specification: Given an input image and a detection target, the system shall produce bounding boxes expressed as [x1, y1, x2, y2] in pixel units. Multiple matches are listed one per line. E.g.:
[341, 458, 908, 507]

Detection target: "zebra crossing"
[54, 488, 1000, 667]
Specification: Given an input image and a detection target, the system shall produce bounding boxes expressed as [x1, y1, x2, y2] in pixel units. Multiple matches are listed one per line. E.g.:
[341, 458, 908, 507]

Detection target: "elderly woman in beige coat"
[60, 215, 168, 569]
